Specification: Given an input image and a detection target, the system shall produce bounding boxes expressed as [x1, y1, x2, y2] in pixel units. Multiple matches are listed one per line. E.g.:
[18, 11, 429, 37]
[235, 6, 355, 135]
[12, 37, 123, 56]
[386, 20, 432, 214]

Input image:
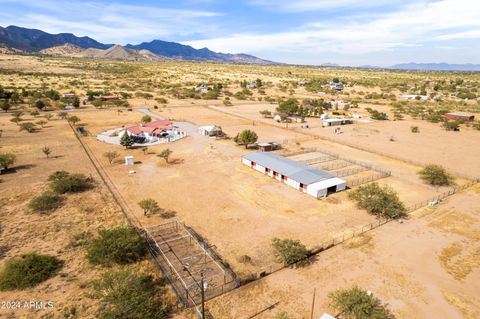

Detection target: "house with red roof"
[122, 120, 186, 143]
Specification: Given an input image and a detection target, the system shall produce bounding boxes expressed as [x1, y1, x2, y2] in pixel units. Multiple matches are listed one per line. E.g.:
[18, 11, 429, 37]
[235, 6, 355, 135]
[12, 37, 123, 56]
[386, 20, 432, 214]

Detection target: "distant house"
[328, 82, 344, 91]
[62, 93, 76, 99]
[246, 83, 257, 89]
[198, 125, 223, 137]
[195, 84, 209, 93]
[332, 100, 350, 109]
[322, 118, 352, 127]
[400, 94, 429, 101]
[123, 120, 185, 143]
[98, 95, 120, 101]
[442, 113, 475, 121]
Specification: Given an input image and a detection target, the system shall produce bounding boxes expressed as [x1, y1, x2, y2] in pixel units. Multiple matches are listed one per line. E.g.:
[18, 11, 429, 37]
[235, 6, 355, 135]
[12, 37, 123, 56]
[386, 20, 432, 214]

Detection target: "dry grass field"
[1, 54, 479, 319]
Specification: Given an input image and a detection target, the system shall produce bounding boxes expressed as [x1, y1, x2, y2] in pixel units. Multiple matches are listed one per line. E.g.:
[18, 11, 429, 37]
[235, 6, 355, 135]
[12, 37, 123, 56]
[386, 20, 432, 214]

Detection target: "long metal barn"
[242, 152, 347, 198]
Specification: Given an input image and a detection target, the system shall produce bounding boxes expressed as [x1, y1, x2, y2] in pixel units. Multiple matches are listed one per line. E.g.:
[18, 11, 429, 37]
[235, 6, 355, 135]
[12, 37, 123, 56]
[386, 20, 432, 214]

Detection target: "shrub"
[86, 226, 147, 266]
[410, 126, 419, 133]
[272, 238, 310, 266]
[0, 253, 63, 290]
[28, 191, 64, 213]
[92, 268, 169, 319]
[234, 129, 258, 149]
[348, 182, 406, 219]
[418, 164, 453, 186]
[49, 171, 94, 194]
[138, 198, 162, 216]
[329, 286, 394, 319]
[442, 120, 460, 131]
[19, 122, 37, 133]
[141, 115, 152, 123]
[0, 153, 16, 170]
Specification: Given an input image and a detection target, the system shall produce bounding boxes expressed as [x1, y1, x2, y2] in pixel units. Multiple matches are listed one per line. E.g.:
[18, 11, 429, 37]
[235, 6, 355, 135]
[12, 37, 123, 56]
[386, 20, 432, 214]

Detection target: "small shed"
[199, 125, 223, 137]
[125, 156, 134, 165]
[257, 142, 278, 152]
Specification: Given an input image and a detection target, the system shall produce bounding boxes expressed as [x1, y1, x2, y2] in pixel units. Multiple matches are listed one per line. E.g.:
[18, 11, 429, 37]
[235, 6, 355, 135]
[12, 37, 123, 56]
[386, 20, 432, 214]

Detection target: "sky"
[1, 0, 480, 66]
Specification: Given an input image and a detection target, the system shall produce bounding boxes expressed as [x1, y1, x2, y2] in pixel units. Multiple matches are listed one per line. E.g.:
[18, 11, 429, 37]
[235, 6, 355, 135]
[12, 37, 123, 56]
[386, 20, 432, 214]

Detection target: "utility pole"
[201, 272, 205, 319]
[310, 288, 316, 319]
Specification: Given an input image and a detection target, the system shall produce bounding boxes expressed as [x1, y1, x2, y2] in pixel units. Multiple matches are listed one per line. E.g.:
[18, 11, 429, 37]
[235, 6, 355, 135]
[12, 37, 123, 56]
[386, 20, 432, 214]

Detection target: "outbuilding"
[257, 142, 279, 152]
[242, 152, 346, 198]
[322, 118, 352, 127]
[442, 113, 475, 121]
[199, 125, 223, 137]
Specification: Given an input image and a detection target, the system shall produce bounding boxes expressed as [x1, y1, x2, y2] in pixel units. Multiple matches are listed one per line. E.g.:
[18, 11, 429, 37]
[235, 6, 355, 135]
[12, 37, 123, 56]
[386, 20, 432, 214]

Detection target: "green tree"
[348, 182, 406, 219]
[72, 96, 80, 108]
[57, 111, 68, 119]
[34, 99, 46, 110]
[141, 115, 152, 123]
[235, 129, 258, 149]
[277, 98, 299, 115]
[87, 226, 147, 266]
[67, 115, 81, 126]
[259, 110, 272, 118]
[329, 286, 394, 319]
[157, 149, 172, 163]
[138, 198, 162, 216]
[1, 99, 10, 112]
[272, 238, 310, 266]
[0, 153, 16, 170]
[418, 164, 453, 186]
[120, 132, 134, 149]
[92, 268, 169, 319]
[0, 253, 63, 290]
[48, 171, 94, 194]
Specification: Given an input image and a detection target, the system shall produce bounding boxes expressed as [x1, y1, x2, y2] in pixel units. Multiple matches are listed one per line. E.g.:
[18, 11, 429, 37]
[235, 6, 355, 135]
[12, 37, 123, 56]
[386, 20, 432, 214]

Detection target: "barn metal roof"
[242, 152, 336, 185]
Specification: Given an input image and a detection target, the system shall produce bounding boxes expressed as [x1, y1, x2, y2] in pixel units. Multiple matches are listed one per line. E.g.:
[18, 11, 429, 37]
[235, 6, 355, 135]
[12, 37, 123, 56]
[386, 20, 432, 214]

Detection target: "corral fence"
[145, 221, 239, 308]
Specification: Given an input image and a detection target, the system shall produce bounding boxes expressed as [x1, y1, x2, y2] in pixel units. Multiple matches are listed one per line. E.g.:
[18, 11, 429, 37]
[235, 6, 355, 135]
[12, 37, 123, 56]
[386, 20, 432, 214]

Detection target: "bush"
[442, 120, 460, 131]
[28, 191, 64, 213]
[0, 152, 16, 170]
[0, 253, 63, 290]
[348, 182, 406, 219]
[93, 268, 169, 319]
[418, 164, 453, 186]
[48, 171, 94, 194]
[87, 226, 147, 266]
[329, 286, 394, 319]
[410, 126, 419, 133]
[272, 238, 310, 266]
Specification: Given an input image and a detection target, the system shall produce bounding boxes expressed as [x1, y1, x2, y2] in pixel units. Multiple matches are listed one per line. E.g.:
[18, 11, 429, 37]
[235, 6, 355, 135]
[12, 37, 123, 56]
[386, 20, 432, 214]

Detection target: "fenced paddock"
[289, 148, 391, 188]
[145, 221, 239, 308]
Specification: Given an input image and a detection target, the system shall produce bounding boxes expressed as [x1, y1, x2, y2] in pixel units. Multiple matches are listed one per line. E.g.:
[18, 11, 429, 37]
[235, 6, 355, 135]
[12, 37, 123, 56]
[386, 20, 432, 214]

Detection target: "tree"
[67, 115, 80, 126]
[0, 153, 16, 170]
[272, 238, 310, 266]
[57, 111, 68, 119]
[1, 100, 10, 112]
[86, 226, 147, 266]
[41, 146, 51, 158]
[157, 149, 172, 163]
[235, 129, 258, 149]
[72, 96, 80, 108]
[329, 286, 394, 319]
[48, 171, 94, 194]
[34, 99, 46, 110]
[141, 146, 148, 155]
[19, 122, 37, 133]
[92, 269, 169, 319]
[104, 151, 120, 164]
[138, 198, 162, 216]
[120, 132, 134, 149]
[277, 98, 299, 115]
[141, 115, 152, 123]
[348, 183, 406, 219]
[0, 254, 63, 291]
[418, 164, 453, 186]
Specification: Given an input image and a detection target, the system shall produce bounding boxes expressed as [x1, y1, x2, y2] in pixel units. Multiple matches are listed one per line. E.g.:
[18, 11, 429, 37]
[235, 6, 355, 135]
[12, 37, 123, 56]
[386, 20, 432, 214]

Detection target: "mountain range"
[0, 25, 273, 64]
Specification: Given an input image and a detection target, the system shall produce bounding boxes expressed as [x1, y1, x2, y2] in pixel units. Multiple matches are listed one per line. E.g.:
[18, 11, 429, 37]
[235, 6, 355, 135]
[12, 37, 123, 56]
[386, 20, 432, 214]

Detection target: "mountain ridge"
[0, 25, 274, 64]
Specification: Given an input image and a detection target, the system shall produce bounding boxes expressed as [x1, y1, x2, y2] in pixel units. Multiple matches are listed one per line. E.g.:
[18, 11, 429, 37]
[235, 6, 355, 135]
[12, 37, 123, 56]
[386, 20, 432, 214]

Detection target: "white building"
[242, 152, 346, 198]
[198, 125, 223, 137]
[400, 94, 429, 100]
[322, 118, 352, 127]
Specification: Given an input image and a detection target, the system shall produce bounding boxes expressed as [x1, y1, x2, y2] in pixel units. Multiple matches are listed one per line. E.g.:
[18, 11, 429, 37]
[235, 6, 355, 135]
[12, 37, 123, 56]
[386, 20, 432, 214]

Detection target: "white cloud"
[185, 0, 480, 63]
[248, 0, 409, 12]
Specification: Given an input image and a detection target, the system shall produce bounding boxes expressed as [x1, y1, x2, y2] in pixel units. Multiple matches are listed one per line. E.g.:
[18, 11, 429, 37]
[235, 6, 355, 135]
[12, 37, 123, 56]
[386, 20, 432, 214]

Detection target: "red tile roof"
[125, 120, 173, 135]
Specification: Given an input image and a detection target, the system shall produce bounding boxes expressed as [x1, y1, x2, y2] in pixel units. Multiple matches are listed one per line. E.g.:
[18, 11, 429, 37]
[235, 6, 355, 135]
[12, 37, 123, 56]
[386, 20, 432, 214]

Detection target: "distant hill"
[125, 40, 273, 64]
[390, 62, 480, 72]
[0, 25, 273, 64]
